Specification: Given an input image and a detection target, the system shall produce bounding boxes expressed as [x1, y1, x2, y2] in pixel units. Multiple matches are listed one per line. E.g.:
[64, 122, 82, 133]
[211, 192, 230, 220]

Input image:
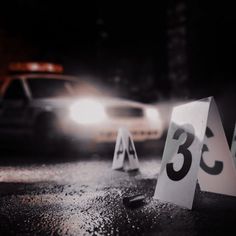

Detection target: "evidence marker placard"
[197, 99, 236, 196]
[112, 128, 139, 171]
[154, 98, 210, 209]
[154, 97, 236, 209]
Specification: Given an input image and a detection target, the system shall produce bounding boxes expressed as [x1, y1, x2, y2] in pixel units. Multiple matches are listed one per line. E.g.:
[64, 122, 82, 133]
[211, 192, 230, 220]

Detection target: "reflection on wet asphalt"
[0, 152, 236, 235]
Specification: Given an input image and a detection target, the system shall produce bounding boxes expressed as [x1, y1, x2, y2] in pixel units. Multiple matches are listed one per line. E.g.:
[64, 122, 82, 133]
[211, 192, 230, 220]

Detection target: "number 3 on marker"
[200, 127, 223, 175]
[166, 126, 195, 181]
[166, 126, 223, 181]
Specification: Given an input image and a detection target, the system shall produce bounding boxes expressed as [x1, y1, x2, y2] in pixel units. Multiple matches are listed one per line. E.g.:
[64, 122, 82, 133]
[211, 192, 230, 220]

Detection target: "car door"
[0, 79, 30, 138]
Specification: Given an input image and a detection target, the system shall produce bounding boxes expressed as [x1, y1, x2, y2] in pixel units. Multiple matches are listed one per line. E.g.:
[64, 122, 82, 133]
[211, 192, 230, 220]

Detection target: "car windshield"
[27, 78, 78, 98]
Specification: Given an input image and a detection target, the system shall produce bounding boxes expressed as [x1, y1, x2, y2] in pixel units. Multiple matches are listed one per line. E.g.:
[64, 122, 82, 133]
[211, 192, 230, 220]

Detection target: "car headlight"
[70, 98, 107, 125]
[146, 107, 160, 121]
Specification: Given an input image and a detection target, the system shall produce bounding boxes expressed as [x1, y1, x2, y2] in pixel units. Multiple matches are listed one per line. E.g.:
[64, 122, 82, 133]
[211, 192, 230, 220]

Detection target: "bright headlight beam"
[70, 98, 106, 125]
[146, 107, 159, 120]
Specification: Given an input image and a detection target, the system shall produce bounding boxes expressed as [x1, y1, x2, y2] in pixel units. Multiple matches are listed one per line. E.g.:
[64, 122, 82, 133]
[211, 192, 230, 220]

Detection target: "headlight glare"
[146, 107, 159, 120]
[70, 98, 106, 125]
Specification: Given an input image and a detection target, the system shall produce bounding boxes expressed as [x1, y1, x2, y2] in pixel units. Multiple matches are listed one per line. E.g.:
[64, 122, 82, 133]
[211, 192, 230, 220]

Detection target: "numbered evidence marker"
[230, 123, 236, 167]
[112, 128, 139, 171]
[154, 97, 236, 209]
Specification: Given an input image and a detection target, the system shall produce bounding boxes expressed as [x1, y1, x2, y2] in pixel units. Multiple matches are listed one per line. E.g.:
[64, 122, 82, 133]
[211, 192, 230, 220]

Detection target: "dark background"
[0, 0, 235, 137]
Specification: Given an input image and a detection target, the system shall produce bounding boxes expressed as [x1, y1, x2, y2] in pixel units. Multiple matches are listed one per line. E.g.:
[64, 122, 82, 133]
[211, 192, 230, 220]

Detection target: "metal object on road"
[123, 194, 146, 208]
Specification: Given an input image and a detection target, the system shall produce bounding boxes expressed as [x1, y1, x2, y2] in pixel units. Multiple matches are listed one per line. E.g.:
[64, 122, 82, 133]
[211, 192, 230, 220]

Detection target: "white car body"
[0, 74, 164, 146]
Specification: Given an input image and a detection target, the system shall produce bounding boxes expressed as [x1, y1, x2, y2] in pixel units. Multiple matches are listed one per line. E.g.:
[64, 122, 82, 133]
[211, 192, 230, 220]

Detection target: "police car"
[0, 62, 164, 151]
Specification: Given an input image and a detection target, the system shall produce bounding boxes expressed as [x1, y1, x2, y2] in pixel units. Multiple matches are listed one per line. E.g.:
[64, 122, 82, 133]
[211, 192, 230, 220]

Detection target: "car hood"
[31, 96, 149, 110]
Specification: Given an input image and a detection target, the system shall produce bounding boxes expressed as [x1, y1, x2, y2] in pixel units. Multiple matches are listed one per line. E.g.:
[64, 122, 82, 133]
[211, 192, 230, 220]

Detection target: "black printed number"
[167, 127, 194, 181]
[116, 139, 124, 159]
[128, 137, 136, 157]
[116, 137, 136, 159]
[200, 127, 223, 175]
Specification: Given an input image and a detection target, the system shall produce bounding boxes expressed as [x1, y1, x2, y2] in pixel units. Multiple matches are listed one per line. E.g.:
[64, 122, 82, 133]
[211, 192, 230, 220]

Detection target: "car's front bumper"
[61, 117, 164, 143]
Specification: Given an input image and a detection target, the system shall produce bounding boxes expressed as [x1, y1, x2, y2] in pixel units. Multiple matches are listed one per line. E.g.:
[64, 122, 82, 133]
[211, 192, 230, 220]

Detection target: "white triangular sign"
[198, 99, 236, 196]
[112, 128, 139, 171]
[154, 97, 236, 209]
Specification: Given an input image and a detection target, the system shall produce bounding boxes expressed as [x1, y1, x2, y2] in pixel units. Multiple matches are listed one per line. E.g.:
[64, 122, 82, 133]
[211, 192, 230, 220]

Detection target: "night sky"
[0, 1, 166, 72]
[0, 0, 236, 100]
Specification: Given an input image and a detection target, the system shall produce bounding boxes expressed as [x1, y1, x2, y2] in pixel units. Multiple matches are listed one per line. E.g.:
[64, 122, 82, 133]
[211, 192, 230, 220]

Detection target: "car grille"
[106, 106, 144, 118]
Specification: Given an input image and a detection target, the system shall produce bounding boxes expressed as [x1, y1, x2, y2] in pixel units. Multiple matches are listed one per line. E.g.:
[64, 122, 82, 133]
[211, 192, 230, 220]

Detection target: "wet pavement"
[0, 150, 236, 236]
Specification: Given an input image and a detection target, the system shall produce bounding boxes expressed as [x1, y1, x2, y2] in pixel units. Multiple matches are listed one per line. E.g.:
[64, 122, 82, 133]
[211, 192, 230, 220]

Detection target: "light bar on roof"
[8, 62, 64, 74]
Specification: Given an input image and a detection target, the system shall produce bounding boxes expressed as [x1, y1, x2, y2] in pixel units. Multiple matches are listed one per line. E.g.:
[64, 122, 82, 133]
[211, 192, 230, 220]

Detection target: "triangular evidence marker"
[154, 97, 236, 209]
[112, 128, 139, 171]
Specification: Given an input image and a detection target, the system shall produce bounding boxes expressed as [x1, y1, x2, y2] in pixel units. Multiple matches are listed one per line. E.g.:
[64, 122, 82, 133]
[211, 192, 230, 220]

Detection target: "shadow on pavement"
[0, 138, 165, 166]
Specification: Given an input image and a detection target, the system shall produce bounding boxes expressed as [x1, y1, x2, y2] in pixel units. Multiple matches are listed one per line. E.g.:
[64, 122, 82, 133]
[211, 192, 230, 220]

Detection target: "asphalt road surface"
[0, 148, 236, 236]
